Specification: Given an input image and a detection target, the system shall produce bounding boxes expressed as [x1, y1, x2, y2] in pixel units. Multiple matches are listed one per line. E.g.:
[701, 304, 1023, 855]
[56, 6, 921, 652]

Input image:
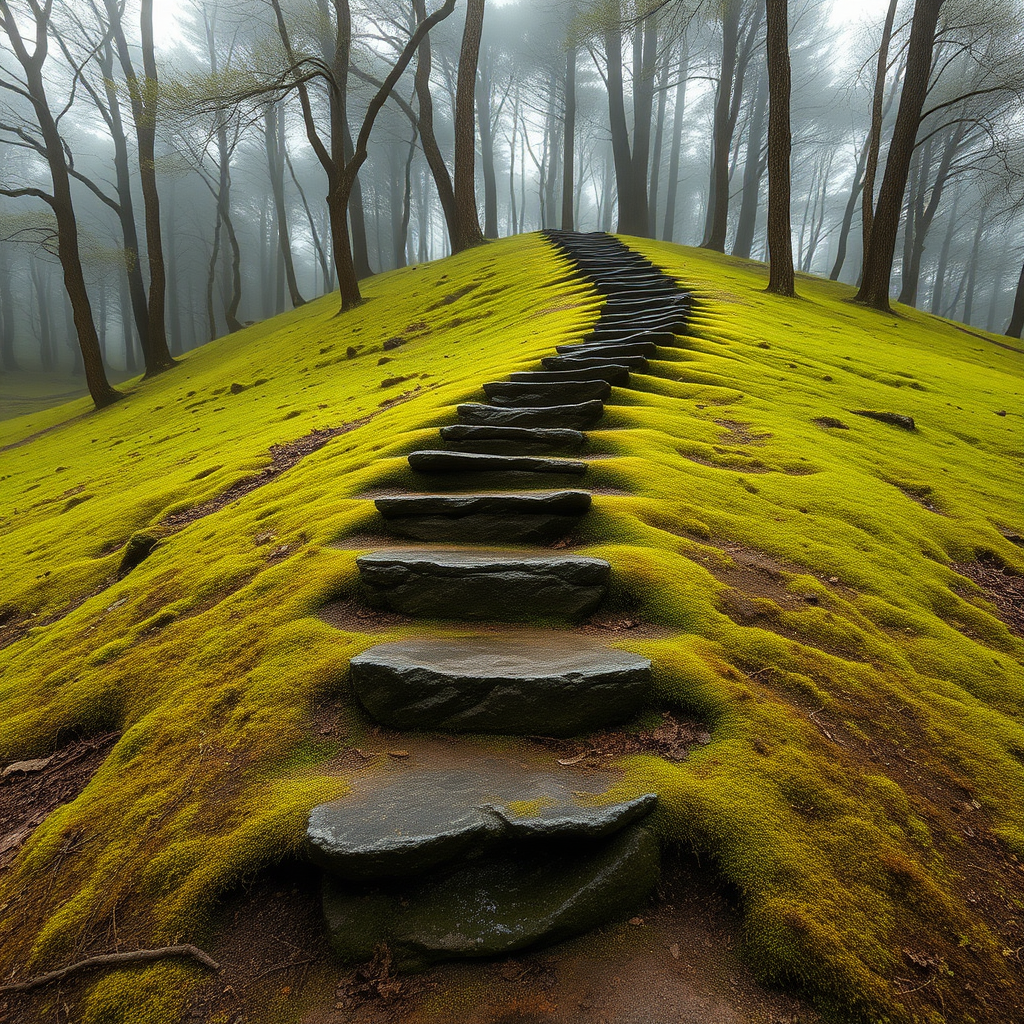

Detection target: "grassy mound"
[1, 233, 1021, 1024]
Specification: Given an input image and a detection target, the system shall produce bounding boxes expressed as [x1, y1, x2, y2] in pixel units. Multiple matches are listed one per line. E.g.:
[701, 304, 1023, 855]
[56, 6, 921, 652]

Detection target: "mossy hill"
[1, 233, 1022, 1024]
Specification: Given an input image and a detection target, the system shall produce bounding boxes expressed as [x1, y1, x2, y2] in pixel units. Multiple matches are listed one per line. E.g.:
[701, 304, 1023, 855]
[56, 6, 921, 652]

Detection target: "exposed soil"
[951, 555, 1024, 635]
[162, 418, 375, 531]
[0, 732, 119, 872]
[131, 855, 820, 1024]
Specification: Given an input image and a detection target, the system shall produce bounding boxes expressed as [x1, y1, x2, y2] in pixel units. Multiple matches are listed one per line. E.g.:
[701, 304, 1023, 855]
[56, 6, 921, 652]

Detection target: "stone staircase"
[308, 231, 693, 970]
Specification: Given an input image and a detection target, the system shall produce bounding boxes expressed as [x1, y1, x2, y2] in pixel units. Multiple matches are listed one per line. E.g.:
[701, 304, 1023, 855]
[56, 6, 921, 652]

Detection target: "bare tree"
[0, 0, 120, 407]
[765, 0, 794, 295]
[857, 0, 946, 311]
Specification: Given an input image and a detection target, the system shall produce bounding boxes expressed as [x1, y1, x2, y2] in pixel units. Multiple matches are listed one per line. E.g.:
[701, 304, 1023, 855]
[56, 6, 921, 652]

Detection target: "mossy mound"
[1, 233, 1021, 1024]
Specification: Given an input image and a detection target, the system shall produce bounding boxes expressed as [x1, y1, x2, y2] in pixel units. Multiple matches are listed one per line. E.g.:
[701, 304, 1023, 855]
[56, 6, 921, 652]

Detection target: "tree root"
[0, 944, 219, 993]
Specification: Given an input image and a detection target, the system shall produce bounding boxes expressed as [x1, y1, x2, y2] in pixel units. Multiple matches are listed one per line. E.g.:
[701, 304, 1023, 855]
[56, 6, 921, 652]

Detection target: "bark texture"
[765, 0, 795, 296]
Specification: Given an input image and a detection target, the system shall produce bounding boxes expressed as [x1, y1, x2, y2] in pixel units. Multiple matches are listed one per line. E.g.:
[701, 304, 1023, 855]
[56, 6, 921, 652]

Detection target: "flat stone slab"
[408, 450, 587, 475]
[439, 424, 586, 454]
[377, 491, 591, 519]
[508, 366, 630, 385]
[585, 329, 677, 346]
[483, 380, 612, 407]
[321, 821, 660, 969]
[556, 340, 658, 358]
[351, 635, 651, 734]
[543, 355, 649, 372]
[309, 763, 657, 880]
[357, 549, 610, 620]
[457, 400, 605, 429]
[376, 490, 592, 544]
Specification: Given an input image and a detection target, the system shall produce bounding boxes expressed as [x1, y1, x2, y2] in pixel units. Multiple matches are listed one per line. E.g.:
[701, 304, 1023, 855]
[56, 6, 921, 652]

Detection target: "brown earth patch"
[163, 852, 820, 1024]
[0, 732, 119, 872]
[951, 555, 1024, 635]
[714, 419, 772, 445]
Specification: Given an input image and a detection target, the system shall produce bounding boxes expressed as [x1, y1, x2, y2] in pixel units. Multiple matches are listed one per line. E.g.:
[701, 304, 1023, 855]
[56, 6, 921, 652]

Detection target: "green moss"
[1, 234, 1022, 1023]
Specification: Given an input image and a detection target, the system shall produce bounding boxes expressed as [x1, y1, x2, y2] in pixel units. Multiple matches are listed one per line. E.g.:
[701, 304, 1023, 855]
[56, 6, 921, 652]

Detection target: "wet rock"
[350, 635, 651, 734]
[508, 366, 630, 385]
[376, 490, 591, 543]
[852, 410, 916, 430]
[543, 355, 649, 372]
[555, 340, 658, 358]
[457, 400, 605, 430]
[321, 823, 661, 969]
[309, 763, 656, 880]
[439, 424, 586, 454]
[407, 450, 587, 475]
[356, 549, 609, 620]
[482, 380, 612, 407]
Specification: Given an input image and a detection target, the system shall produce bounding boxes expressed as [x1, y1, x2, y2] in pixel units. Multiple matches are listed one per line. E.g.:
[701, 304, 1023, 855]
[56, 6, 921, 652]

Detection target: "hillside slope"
[1, 233, 1022, 1024]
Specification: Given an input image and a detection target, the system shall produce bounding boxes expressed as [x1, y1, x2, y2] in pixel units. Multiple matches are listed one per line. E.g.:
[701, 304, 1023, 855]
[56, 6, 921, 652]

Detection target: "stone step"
[349, 635, 651, 735]
[482, 380, 612, 407]
[438, 424, 586, 454]
[556, 340, 658, 358]
[375, 490, 592, 543]
[507, 366, 630, 385]
[408, 450, 586, 475]
[596, 278, 677, 293]
[457, 400, 605, 429]
[356, 548, 609, 620]
[543, 354, 649, 372]
[309, 764, 656, 880]
[320, 807, 659, 969]
[591, 316, 686, 336]
[585, 329, 678, 346]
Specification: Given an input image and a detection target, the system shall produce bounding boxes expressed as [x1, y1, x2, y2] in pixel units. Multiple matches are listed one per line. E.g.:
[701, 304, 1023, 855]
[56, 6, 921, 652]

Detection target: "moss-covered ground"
[0, 233, 1021, 1023]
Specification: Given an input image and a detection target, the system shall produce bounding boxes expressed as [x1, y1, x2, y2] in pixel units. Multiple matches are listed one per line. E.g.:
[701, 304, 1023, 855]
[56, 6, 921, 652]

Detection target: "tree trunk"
[264, 102, 305, 307]
[765, 0, 795, 297]
[0, 247, 17, 370]
[17, 39, 119, 401]
[604, 21, 643, 234]
[929, 191, 958, 314]
[120, 270, 137, 371]
[732, 65, 769, 260]
[561, 46, 577, 231]
[627, 13, 657, 236]
[898, 140, 927, 304]
[1006, 262, 1024, 338]
[829, 134, 869, 280]
[477, 50, 498, 238]
[703, 0, 741, 250]
[32, 263, 53, 372]
[898, 121, 965, 306]
[856, 0, 945, 311]
[647, 48, 670, 237]
[117, 0, 174, 375]
[662, 39, 689, 242]
[451, 0, 486, 251]
[962, 213, 986, 325]
[412, 0, 458, 243]
[98, 38, 151, 360]
[165, 174, 183, 354]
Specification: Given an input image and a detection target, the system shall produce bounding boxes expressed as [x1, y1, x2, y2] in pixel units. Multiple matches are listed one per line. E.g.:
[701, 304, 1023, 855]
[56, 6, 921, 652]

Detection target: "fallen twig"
[0, 944, 220, 993]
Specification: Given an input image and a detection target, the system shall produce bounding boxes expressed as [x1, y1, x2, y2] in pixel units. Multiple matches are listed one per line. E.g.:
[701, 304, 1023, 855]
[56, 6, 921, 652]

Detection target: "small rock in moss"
[852, 410, 915, 430]
[813, 416, 849, 429]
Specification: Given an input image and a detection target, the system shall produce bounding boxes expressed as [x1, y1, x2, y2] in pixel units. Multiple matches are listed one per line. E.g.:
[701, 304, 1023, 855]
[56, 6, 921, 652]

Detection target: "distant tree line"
[1, 0, 1022, 408]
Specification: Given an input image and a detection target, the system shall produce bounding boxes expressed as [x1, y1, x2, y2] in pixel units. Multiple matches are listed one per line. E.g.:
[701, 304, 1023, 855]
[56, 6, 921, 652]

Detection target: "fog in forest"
[1, 0, 1022, 386]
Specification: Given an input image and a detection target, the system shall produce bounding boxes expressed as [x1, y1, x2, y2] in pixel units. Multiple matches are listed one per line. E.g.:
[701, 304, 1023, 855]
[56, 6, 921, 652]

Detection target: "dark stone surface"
[350, 635, 651, 734]
[543, 355, 649, 372]
[439, 424, 586, 454]
[585, 329, 678, 346]
[852, 410, 916, 430]
[357, 549, 610, 620]
[321, 823, 661, 968]
[376, 490, 592, 542]
[377, 491, 592, 519]
[507, 366, 630, 385]
[309, 763, 656, 878]
[457, 400, 605, 429]
[482, 380, 612, 407]
[555, 340, 658, 358]
[408, 450, 587, 475]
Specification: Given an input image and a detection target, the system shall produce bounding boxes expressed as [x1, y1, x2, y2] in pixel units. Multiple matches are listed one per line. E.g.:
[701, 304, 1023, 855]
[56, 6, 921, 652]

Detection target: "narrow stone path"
[309, 231, 694, 969]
